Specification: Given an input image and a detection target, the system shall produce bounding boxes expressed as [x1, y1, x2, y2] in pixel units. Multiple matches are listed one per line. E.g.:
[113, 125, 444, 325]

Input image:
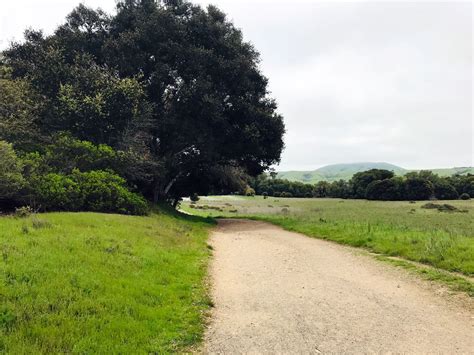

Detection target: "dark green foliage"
[460, 193, 471, 200]
[351, 169, 395, 198]
[449, 175, 474, 197]
[403, 177, 434, 201]
[249, 170, 468, 201]
[366, 178, 400, 200]
[33, 170, 147, 215]
[0, 69, 43, 151]
[190, 193, 200, 202]
[0, 141, 25, 209]
[327, 180, 352, 199]
[280, 192, 293, 198]
[251, 175, 314, 198]
[41, 134, 123, 174]
[3, 0, 285, 204]
[433, 182, 458, 200]
[313, 181, 330, 197]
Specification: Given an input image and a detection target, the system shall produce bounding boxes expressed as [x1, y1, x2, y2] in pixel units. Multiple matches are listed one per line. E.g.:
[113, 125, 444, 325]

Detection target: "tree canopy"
[1, 0, 285, 207]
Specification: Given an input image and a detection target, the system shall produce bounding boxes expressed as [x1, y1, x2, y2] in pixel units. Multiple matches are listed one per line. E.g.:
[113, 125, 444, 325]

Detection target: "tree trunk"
[152, 174, 180, 203]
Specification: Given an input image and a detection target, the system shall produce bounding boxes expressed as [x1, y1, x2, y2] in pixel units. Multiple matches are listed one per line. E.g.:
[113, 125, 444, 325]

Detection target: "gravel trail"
[204, 219, 473, 354]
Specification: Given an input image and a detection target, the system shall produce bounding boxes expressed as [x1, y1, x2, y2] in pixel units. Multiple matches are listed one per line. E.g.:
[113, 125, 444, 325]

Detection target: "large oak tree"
[3, 0, 285, 203]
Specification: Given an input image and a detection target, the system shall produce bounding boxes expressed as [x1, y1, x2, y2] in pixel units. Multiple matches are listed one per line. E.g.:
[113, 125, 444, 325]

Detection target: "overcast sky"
[1, 0, 472, 170]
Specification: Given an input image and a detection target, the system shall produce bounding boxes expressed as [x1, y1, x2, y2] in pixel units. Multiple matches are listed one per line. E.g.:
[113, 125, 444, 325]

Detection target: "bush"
[262, 192, 268, 199]
[273, 192, 281, 197]
[72, 170, 148, 215]
[280, 192, 293, 198]
[0, 141, 25, 201]
[33, 173, 82, 211]
[190, 193, 200, 202]
[459, 193, 471, 200]
[32, 170, 147, 215]
[44, 134, 122, 174]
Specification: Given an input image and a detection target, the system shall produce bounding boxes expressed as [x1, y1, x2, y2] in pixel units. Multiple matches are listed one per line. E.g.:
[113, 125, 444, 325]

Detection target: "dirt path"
[204, 219, 474, 354]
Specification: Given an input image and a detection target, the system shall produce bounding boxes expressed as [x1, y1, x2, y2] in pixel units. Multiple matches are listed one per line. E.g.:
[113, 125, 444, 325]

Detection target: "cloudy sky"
[1, 0, 472, 170]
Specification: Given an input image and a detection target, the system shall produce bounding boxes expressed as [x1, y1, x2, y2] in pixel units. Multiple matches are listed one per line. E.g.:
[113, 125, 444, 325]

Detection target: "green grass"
[375, 256, 474, 297]
[181, 197, 474, 276]
[0, 208, 215, 353]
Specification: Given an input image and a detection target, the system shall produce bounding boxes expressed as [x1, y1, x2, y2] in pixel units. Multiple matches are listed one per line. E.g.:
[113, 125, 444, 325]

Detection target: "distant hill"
[277, 162, 474, 184]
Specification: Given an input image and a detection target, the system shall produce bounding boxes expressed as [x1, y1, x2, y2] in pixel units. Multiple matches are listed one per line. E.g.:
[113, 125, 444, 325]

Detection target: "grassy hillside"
[429, 167, 474, 177]
[181, 197, 474, 279]
[277, 162, 474, 183]
[0, 209, 214, 353]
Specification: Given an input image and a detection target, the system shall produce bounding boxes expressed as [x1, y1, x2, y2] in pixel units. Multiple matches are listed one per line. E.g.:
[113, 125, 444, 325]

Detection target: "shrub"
[190, 193, 200, 202]
[72, 170, 148, 215]
[262, 192, 268, 199]
[32, 170, 147, 215]
[273, 192, 281, 197]
[33, 173, 82, 211]
[459, 193, 471, 200]
[280, 192, 293, 198]
[44, 134, 122, 174]
[0, 141, 25, 203]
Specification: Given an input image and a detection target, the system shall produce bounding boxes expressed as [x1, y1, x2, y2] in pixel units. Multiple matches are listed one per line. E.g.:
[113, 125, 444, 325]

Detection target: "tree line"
[250, 169, 473, 201]
[0, 0, 284, 214]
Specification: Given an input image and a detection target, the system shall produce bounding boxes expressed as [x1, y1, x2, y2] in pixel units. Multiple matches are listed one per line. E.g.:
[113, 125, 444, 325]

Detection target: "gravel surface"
[204, 219, 474, 354]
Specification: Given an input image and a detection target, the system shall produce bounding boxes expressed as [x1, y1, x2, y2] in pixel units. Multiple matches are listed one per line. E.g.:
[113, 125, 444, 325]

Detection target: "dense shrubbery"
[33, 170, 147, 215]
[0, 138, 147, 215]
[250, 169, 474, 201]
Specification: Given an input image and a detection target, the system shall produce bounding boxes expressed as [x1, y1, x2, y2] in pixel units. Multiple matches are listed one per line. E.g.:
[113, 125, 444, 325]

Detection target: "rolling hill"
[277, 162, 474, 184]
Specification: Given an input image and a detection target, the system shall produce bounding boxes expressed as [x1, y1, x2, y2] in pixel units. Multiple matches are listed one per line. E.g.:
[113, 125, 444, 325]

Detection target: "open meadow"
[0, 209, 214, 353]
[181, 197, 474, 278]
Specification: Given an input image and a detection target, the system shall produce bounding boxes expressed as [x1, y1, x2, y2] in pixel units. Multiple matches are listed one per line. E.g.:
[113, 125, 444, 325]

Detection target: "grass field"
[0, 208, 214, 353]
[181, 197, 474, 277]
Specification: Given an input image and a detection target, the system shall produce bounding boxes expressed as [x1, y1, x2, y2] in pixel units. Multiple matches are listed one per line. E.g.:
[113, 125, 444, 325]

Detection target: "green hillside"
[277, 163, 474, 184]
